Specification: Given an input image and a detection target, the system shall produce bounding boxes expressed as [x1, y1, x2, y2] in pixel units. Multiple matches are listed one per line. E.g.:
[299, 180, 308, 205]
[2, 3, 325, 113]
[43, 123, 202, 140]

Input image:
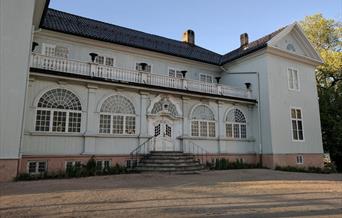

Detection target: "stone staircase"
[135, 151, 205, 173]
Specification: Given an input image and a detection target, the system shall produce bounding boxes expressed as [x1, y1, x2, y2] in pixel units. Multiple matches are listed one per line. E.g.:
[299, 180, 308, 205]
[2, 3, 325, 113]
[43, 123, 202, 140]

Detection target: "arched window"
[190, 105, 215, 137]
[225, 108, 247, 139]
[35, 88, 82, 132]
[151, 98, 178, 117]
[99, 95, 136, 134]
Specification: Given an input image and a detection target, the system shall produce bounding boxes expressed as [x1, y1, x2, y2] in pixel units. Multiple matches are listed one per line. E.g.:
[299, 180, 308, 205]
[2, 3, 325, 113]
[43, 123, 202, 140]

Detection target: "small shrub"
[209, 158, 260, 170]
[275, 165, 336, 174]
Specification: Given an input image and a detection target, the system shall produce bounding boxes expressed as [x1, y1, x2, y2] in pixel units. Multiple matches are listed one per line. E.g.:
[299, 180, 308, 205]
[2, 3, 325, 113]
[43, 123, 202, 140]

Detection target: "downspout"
[220, 66, 263, 166]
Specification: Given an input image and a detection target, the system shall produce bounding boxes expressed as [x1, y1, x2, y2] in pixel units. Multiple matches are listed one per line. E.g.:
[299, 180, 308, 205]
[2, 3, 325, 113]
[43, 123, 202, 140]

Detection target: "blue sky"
[49, 0, 341, 54]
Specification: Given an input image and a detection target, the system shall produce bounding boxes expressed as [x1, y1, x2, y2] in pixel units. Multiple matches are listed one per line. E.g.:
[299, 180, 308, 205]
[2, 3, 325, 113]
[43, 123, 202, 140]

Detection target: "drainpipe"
[220, 66, 263, 166]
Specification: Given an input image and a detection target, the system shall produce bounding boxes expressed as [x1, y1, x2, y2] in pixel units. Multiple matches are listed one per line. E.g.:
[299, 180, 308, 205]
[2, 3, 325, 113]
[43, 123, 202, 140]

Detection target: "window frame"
[290, 107, 305, 142]
[95, 55, 115, 67]
[99, 112, 136, 135]
[65, 161, 82, 170]
[95, 160, 112, 170]
[168, 67, 184, 79]
[27, 160, 47, 174]
[199, 73, 213, 83]
[225, 108, 247, 139]
[287, 67, 300, 91]
[135, 61, 152, 73]
[191, 119, 216, 137]
[296, 155, 304, 164]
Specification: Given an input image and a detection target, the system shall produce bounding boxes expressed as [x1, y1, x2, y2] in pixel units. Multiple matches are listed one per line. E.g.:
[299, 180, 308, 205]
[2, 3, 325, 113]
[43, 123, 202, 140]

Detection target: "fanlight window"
[151, 99, 178, 117]
[35, 89, 82, 133]
[99, 95, 136, 135]
[191, 105, 215, 137]
[225, 108, 247, 139]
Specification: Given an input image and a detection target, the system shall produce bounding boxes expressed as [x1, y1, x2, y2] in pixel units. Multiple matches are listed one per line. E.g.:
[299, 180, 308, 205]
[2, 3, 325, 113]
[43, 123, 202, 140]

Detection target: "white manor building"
[0, 0, 324, 181]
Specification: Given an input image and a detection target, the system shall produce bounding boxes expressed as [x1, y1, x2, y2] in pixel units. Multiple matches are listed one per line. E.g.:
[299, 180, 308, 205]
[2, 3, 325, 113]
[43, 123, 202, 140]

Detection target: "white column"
[83, 85, 98, 154]
[139, 91, 150, 144]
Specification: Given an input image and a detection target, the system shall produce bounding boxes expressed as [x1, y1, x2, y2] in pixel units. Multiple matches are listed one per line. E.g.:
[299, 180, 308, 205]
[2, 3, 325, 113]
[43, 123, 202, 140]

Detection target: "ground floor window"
[296, 155, 304, 164]
[27, 161, 47, 174]
[65, 161, 82, 170]
[96, 160, 111, 171]
[291, 108, 304, 141]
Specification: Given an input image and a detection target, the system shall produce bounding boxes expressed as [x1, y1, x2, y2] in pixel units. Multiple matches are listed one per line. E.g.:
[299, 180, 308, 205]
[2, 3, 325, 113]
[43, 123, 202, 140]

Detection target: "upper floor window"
[225, 108, 247, 139]
[99, 95, 136, 135]
[200, 74, 213, 83]
[191, 105, 216, 137]
[95, 55, 114, 67]
[288, 68, 300, 91]
[291, 108, 304, 141]
[168, 68, 183, 78]
[42, 43, 69, 59]
[136, 62, 152, 73]
[35, 89, 82, 133]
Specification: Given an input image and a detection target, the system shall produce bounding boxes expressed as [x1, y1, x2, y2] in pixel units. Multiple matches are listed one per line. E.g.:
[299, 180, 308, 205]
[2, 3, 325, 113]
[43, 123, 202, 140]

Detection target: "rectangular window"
[240, 124, 247, 139]
[42, 43, 68, 58]
[68, 112, 81, 133]
[233, 124, 240, 138]
[291, 108, 304, 141]
[95, 56, 105, 65]
[200, 74, 213, 83]
[105, 57, 114, 66]
[296, 155, 304, 164]
[99, 114, 111, 134]
[96, 160, 111, 170]
[226, 123, 233, 137]
[125, 116, 136, 134]
[55, 46, 69, 58]
[65, 161, 81, 170]
[27, 161, 47, 174]
[35, 110, 51, 131]
[136, 62, 152, 73]
[168, 68, 183, 78]
[208, 122, 216, 137]
[52, 111, 67, 132]
[200, 121, 208, 137]
[288, 68, 299, 91]
[112, 115, 124, 134]
[191, 121, 199, 137]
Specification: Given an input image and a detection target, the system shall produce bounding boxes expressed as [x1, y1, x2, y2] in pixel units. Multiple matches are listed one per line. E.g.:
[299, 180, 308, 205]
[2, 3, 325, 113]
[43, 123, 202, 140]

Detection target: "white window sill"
[27, 132, 84, 137]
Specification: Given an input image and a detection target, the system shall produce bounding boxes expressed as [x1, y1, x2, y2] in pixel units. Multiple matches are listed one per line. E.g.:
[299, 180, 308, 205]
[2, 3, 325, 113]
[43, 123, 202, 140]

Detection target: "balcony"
[30, 53, 254, 100]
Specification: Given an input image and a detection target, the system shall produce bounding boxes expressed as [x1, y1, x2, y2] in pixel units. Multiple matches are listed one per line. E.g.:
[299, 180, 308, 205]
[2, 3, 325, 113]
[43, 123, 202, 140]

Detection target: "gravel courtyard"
[0, 169, 341, 218]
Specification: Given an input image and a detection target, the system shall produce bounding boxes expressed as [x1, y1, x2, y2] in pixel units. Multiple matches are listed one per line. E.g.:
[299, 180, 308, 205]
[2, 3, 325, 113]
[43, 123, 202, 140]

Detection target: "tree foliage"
[300, 14, 342, 171]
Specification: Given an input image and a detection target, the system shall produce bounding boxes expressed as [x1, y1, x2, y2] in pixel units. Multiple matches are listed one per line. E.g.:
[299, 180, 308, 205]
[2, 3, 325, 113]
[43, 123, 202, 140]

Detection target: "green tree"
[300, 14, 342, 171]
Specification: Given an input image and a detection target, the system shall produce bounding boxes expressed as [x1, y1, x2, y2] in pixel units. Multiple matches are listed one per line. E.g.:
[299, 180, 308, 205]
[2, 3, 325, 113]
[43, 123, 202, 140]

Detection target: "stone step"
[141, 159, 198, 164]
[146, 155, 196, 160]
[149, 151, 189, 156]
[136, 165, 204, 172]
[139, 163, 201, 168]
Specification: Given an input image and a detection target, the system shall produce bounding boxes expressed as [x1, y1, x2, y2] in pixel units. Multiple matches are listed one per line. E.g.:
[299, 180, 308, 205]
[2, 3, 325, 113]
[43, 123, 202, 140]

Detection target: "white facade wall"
[0, 0, 36, 158]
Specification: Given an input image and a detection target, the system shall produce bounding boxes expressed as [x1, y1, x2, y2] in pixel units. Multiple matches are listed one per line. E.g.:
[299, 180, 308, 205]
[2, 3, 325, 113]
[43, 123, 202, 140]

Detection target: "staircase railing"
[183, 141, 210, 165]
[128, 137, 154, 169]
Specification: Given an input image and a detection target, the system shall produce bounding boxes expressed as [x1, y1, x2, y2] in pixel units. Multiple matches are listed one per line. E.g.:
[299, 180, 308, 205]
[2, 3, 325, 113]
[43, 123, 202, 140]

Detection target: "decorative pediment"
[147, 95, 182, 119]
[267, 22, 323, 65]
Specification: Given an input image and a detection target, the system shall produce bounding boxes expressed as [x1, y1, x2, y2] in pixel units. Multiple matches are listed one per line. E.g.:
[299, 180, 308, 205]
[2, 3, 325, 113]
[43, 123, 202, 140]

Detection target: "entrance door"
[153, 121, 174, 151]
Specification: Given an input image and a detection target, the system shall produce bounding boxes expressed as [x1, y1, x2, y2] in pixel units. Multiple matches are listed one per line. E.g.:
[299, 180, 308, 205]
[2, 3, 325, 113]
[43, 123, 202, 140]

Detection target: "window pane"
[291, 109, 296, 119]
[28, 162, 37, 173]
[99, 114, 111, 133]
[241, 124, 247, 139]
[125, 116, 136, 134]
[104, 160, 110, 168]
[200, 74, 206, 82]
[233, 124, 240, 138]
[166, 124, 172, 137]
[169, 69, 175, 77]
[208, 122, 215, 137]
[38, 162, 46, 173]
[35, 110, 51, 131]
[200, 121, 208, 137]
[55, 46, 68, 58]
[105, 57, 114, 66]
[52, 111, 67, 132]
[155, 124, 161, 137]
[298, 130, 304, 140]
[206, 75, 213, 83]
[297, 121, 303, 131]
[226, 123, 233, 137]
[68, 112, 81, 132]
[112, 115, 124, 134]
[288, 69, 294, 89]
[95, 56, 104, 65]
[293, 70, 298, 90]
[66, 161, 73, 170]
[296, 109, 302, 119]
[191, 121, 199, 136]
[96, 161, 103, 170]
[292, 120, 298, 131]
[176, 71, 183, 78]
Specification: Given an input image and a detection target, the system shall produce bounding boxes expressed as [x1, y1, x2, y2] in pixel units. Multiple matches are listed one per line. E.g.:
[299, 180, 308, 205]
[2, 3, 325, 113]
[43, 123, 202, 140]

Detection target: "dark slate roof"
[41, 8, 285, 66]
[220, 27, 286, 65]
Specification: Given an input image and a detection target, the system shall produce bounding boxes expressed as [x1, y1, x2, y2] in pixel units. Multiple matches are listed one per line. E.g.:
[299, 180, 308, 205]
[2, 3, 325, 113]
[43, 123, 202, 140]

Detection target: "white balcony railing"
[30, 53, 253, 99]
